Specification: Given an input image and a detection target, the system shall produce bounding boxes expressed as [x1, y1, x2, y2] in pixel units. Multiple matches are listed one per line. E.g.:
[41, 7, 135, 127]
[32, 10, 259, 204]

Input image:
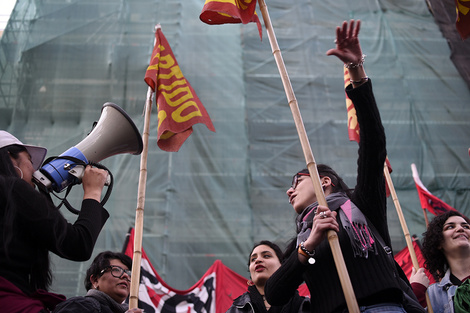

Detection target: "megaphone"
[33, 102, 143, 193]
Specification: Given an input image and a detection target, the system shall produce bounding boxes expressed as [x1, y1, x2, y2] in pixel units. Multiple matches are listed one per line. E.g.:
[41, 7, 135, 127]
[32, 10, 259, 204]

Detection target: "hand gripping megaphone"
[33, 102, 143, 193]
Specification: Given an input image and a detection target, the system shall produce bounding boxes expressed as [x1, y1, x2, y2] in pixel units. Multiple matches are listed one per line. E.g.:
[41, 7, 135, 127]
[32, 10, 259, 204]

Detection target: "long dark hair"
[0, 145, 53, 291]
[297, 164, 353, 198]
[422, 210, 470, 279]
[283, 164, 352, 258]
[85, 251, 133, 290]
[0, 144, 24, 176]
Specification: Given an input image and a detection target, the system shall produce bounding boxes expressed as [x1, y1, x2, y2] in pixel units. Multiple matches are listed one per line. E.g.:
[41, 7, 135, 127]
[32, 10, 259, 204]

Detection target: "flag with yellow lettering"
[455, 0, 470, 40]
[199, 0, 263, 40]
[145, 25, 215, 152]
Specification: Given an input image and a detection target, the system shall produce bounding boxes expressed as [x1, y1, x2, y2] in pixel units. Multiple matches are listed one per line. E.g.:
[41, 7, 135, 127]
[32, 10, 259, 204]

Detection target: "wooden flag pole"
[423, 210, 430, 228]
[258, 0, 359, 311]
[129, 86, 153, 309]
[383, 163, 434, 313]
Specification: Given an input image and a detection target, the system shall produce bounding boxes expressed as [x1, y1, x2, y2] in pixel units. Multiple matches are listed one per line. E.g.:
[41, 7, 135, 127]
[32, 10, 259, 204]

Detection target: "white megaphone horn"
[33, 102, 143, 193]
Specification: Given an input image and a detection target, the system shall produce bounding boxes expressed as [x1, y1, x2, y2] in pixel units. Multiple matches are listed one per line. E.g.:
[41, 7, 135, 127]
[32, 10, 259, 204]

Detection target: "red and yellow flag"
[455, 0, 470, 40]
[199, 0, 263, 40]
[145, 25, 215, 152]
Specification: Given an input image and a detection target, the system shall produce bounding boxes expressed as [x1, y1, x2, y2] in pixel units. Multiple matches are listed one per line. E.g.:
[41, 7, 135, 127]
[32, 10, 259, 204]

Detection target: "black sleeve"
[346, 79, 389, 245]
[14, 179, 109, 261]
[265, 249, 307, 306]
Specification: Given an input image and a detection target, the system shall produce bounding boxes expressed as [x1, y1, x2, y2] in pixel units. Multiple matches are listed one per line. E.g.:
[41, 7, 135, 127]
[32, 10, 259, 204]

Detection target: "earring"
[14, 166, 24, 179]
[247, 279, 254, 286]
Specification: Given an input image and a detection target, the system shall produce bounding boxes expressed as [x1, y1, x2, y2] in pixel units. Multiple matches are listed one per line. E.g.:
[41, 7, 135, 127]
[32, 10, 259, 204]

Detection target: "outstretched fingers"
[352, 19, 361, 38]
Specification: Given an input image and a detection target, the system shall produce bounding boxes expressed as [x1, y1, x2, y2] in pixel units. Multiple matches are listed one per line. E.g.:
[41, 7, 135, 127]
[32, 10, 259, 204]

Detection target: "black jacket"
[0, 177, 109, 294]
[225, 290, 310, 313]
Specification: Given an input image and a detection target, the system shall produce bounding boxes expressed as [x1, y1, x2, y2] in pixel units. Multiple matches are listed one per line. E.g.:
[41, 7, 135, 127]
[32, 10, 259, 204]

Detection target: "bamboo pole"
[129, 86, 153, 309]
[383, 163, 434, 312]
[258, 1, 359, 311]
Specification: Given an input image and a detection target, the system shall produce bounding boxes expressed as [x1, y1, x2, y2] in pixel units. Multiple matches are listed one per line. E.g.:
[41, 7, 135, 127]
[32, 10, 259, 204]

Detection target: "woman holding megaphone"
[0, 130, 109, 312]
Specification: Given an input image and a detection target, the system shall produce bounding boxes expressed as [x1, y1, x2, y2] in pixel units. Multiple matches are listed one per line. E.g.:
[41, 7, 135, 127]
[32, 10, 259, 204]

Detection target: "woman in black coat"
[0, 130, 109, 312]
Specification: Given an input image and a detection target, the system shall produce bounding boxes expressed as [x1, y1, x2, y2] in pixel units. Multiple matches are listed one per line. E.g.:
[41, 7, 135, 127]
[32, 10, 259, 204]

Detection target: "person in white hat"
[0, 130, 110, 312]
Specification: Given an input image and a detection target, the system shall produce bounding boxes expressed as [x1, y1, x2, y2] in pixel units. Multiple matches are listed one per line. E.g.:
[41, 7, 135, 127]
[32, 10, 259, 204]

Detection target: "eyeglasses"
[291, 173, 335, 190]
[100, 265, 131, 280]
[291, 173, 311, 189]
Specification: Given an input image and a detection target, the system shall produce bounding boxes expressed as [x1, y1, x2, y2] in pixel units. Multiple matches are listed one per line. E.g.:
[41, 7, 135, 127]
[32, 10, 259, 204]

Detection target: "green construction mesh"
[0, 0, 469, 296]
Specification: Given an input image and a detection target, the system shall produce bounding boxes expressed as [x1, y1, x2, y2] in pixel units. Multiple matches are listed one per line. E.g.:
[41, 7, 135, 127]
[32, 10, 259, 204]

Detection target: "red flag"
[455, 0, 470, 40]
[144, 25, 215, 152]
[394, 238, 436, 284]
[199, 0, 263, 40]
[411, 163, 458, 216]
[344, 68, 392, 196]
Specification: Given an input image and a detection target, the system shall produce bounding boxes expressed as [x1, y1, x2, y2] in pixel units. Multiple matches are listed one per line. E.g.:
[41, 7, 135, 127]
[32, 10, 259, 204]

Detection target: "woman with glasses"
[225, 240, 310, 313]
[264, 20, 420, 313]
[53, 251, 143, 313]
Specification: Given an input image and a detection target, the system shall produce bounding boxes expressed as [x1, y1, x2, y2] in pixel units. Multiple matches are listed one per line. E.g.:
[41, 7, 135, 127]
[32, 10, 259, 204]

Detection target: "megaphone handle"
[69, 165, 111, 186]
[57, 164, 113, 215]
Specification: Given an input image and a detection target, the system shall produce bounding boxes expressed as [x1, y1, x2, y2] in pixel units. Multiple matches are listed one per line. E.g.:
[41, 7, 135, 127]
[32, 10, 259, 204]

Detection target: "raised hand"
[326, 19, 363, 66]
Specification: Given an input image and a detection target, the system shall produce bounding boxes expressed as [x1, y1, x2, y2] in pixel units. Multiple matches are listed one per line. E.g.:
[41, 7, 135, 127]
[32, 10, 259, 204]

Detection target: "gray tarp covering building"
[1, 0, 469, 297]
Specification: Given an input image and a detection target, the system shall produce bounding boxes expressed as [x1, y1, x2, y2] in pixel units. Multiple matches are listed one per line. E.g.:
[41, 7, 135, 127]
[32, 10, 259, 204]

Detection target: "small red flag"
[411, 164, 458, 216]
[145, 25, 215, 152]
[455, 0, 470, 40]
[394, 238, 436, 284]
[200, 0, 263, 40]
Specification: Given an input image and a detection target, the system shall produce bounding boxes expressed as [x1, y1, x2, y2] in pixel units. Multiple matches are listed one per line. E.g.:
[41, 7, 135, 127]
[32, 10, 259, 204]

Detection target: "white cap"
[0, 130, 47, 170]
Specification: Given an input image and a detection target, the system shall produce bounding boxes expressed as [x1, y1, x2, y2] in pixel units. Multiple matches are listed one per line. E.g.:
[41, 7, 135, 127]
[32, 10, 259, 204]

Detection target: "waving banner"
[123, 228, 247, 313]
[411, 164, 457, 216]
[144, 25, 215, 152]
[200, 0, 263, 39]
[455, 0, 470, 40]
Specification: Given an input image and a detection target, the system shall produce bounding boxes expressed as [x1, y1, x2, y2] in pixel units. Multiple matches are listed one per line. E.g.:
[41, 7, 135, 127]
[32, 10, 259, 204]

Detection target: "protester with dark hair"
[264, 20, 420, 313]
[53, 251, 143, 313]
[410, 210, 470, 312]
[226, 240, 310, 313]
[0, 130, 109, 312]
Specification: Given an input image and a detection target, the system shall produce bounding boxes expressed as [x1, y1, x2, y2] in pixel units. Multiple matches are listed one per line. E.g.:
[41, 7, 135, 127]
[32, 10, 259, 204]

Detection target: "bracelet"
[298, 242, 316, 264]
[350, 76, 369, 84]
[344, 54, 366, 69]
